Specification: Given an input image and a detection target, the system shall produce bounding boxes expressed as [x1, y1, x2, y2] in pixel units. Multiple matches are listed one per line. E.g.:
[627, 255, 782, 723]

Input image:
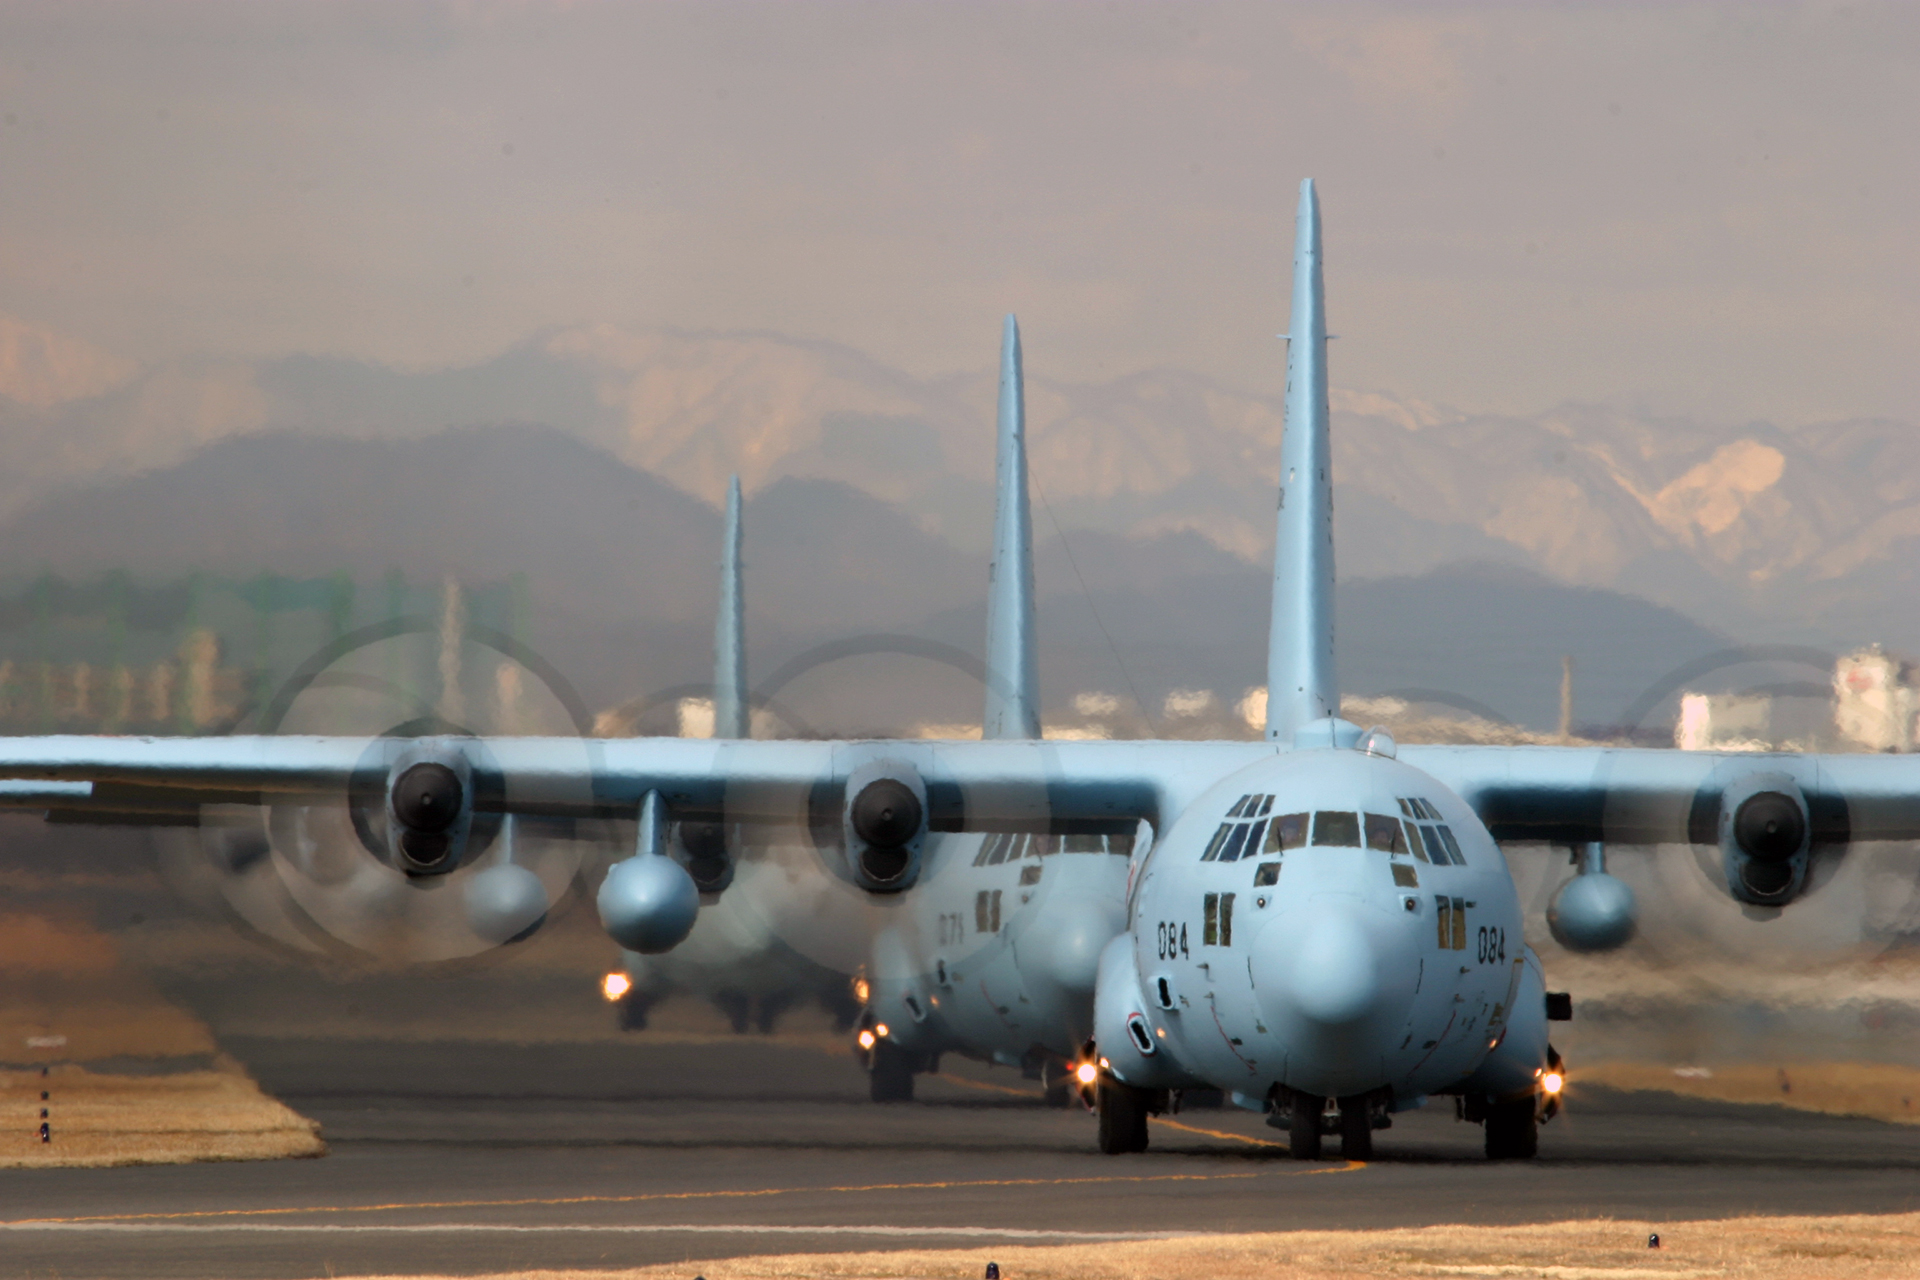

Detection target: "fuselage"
[867, 826, 1133, 1064]
[1099, 742, 1544, 1105]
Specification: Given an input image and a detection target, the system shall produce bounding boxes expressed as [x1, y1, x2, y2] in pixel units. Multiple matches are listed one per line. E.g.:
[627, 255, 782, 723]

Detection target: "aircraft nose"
[1287, 909, 1379, 1025]
[1251, 895, 1419, 1097]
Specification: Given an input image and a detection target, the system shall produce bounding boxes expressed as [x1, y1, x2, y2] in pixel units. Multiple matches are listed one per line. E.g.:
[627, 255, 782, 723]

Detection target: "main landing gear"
[1461, 1048, 1561, 1160]
[1096, 1074, 1162, 1154]
[854, 1015, 936, 1103]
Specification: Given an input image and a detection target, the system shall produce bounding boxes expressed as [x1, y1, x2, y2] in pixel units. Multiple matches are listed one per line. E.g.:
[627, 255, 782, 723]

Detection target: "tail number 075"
[1156, 921, 1189, 960]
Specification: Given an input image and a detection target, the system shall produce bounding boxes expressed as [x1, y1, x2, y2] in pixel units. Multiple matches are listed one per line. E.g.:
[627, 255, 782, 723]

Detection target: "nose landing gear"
[1281, 1090, 1388, 1161]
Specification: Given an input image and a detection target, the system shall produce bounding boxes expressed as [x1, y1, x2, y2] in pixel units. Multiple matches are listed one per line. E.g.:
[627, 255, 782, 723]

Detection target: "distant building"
[1834, 646, 1919, 752]
[1674, 692, 1775, 752]
[1672, 645, 1920, 753]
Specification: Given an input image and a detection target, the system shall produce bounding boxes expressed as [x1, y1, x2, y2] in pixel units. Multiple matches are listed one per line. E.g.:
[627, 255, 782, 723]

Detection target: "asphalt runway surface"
[7, 1035, 1920, 1280]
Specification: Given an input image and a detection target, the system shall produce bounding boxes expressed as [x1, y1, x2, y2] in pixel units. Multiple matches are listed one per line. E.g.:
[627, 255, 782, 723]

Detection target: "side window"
[1202, 825, 1233, 861]
[973, 833, 1003, 867]
[976, 889, 1003, 933]
[1311, 811, 1361, 847]
[1235, 818, 1268, 862]
[1397, 797, 1415, 818]
[1364, 812, 1406, 853]
[1437, 826, 1465, 866]
[1108, 832, 1135, 857]
[1019, 864, 1042, 886]
[1253, 861, 1280, 886]
[1227, 794, 1253, 817]
[1203, 892, 1236, 945]
[1391, 862, 1420, 888]
[1266, 812, 1308, 852]
[1254, 795, 1274, 817]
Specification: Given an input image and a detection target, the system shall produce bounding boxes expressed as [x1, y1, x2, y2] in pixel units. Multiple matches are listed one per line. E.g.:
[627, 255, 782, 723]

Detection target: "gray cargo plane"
[8, 180, 1911, 1162]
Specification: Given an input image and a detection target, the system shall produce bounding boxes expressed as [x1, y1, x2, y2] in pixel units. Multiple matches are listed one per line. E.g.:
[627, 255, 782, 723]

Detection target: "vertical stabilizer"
[982, 314, 1041, 740]
[1266, 179, 1338, 741]
[713, 475, 748, 739]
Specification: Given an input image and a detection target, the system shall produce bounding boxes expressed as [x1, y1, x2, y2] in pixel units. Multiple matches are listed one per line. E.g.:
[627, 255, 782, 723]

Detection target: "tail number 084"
[1476, 925, 1506, 965]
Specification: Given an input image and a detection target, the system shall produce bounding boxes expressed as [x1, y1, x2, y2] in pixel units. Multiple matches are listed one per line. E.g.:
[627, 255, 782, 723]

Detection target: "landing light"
[1074, 1061, 1098, 1086]
[853, 977, 871, 1004]
[875, 1022, 890, 1039]
[1543, 1071, 1565, 1095]
[600, 971, 631, 1002]
[857, 1029, 876, 1050]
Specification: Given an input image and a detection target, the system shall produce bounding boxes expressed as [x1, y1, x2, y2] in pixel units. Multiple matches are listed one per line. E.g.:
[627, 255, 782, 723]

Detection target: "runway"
[5, 1034, 1920, 1279]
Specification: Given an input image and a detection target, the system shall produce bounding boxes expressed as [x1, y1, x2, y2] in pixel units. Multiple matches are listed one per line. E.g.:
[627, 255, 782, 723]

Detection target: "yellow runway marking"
[4, 1164, 1362, 1227]
[1157, 1117, 1284, 1149]
[931, 1072, 1040, 1099]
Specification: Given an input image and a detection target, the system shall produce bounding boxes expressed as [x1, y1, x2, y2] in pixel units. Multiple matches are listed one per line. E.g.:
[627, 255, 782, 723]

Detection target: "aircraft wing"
[11, 733, 1920, 842]
[1400, 744, 1920, 846]
[0, 733, 1273, 830]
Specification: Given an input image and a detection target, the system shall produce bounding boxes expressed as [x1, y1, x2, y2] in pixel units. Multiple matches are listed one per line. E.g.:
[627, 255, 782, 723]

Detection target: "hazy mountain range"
[0, 314, 1908, 733]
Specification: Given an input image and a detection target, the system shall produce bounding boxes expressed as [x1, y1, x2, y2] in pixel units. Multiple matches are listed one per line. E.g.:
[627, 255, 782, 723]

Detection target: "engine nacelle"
[843, 760, 928, 893]
[1718, 773, 1811, 905]
[677, 820, 736, 894]
[383, 742, 477, 876]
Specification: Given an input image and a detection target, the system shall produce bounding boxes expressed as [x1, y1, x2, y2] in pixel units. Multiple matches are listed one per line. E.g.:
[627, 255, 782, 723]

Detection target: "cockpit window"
[1264, 812, 1308, 853]
[1202, 796, 1280, 863]
[1408, 823, 1465, 865]
[980, 831, 1134, 866]
[1311, 811, 1361, 847]
[1402, 820, 1431, 862]
[1365, 813, 1408, 854]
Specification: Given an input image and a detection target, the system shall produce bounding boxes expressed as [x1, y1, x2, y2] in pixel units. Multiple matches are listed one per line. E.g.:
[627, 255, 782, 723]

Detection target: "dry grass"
[345, 1212, 1920, 1280]
[1, 911, 324, 1166]
[0, 1058, 324, 1168]
[1574, 1060, 1920, 1126]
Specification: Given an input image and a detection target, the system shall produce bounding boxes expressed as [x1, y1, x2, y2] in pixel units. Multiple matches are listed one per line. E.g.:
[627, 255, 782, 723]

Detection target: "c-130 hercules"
[8, 181, 1908, 1160]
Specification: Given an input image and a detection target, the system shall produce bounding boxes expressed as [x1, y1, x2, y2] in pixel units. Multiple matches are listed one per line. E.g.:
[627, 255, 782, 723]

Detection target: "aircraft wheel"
[1288, 1093, 1323, 1160]
[1096, 1076, 1150, 1154]
[615, 990, 655, 1032]
[1042, 1061, 1073, 1109]
[1337, 1095, 1373, 1161]
[869, 1040, 916, 1103]
[1483, 1097, 1538, 1160]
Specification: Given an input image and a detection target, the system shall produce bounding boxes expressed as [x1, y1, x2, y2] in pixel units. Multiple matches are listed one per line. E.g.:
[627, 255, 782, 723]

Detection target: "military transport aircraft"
[4, 180, 1906, 1162]
[613, 325, 1132, 1099]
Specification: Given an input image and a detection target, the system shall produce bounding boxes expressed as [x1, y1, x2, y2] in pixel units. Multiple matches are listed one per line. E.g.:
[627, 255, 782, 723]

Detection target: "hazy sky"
[0, 1, 1914, 426]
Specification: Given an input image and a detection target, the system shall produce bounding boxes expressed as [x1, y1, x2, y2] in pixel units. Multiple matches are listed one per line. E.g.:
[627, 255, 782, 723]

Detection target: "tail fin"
[981, 314, 1041, 740]
[713, 475, 748, 739]
[1265, 179, 1338, 741]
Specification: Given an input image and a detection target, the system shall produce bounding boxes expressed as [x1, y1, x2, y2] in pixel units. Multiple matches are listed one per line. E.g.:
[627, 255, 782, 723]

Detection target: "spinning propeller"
[180, 592, 605, 963]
